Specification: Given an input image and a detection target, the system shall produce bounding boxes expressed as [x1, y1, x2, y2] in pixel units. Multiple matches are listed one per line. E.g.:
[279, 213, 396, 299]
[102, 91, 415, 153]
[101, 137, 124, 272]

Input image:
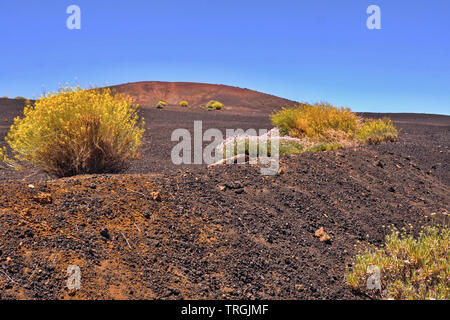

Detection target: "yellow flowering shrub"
[206, 100, 224, 110]
[156, 101, 167, 109]
[271, 103, 360, 140]
[3, 87, 145, 177]
[179, 100, 188, 107]
[356, 118, 398, 145]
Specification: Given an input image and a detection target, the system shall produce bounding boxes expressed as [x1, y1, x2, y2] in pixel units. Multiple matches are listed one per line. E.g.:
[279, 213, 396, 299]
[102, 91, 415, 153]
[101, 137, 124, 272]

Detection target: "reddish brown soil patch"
[0, 175, 165, 299]
[0, 147, 448, 299]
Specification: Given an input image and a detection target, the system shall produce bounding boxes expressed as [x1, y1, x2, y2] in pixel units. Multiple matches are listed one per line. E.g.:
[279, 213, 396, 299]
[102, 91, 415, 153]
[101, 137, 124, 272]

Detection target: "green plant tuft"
[307, 142, 343, 153]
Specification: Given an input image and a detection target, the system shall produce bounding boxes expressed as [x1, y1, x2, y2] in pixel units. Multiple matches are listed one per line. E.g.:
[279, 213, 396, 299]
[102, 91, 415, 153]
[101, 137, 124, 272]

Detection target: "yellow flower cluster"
[356, 118, 398, 145]
[206, 100, 224, 110]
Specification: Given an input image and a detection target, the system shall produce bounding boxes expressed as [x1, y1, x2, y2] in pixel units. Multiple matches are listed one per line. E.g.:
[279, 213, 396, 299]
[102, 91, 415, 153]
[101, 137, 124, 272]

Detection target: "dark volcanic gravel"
[0, 98, 449, 299]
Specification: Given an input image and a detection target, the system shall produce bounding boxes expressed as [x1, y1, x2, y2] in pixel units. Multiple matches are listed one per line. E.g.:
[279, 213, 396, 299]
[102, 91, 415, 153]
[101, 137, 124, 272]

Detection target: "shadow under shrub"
[3, 87, 145, 177]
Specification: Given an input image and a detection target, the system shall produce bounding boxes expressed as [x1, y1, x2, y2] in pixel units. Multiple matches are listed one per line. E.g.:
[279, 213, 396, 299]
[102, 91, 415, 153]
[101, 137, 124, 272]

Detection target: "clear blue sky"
[1, 0, 449, 114]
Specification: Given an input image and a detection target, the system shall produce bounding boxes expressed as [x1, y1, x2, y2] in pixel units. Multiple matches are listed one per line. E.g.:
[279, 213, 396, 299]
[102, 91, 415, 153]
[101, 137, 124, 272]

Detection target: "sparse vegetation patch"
[217, 128, 304, 159]
[356, 118, 398, 145]
[270, 103, 398, 153]
[346, 225, 449, 300]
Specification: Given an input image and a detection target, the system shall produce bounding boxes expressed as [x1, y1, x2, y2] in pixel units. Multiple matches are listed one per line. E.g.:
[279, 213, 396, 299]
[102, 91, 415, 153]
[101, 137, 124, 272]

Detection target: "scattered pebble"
[314, 227, 331, 243]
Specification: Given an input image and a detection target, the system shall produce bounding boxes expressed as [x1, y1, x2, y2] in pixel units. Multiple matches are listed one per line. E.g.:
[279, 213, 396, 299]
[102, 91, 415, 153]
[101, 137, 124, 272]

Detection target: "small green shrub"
[222, 139, 272, 158]
[179, 100, 188, 107]
[15, 96, 26, 100]
[2, 87, 145, 177]
[217, 129, 304, 159]
[280, 141, 304, 155]
[206, 100, 224, 110]
[156, 100, 168, 109]
[346, 226, 449, 300]
[356, 118, 398, 145]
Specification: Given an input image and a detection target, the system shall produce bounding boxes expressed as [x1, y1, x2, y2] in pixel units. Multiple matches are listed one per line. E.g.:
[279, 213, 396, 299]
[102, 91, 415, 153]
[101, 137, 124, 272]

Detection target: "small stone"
[100, 228, 110, 240]
[218, 185, 226, 191]
[278, 168, 284, 175]
[314, 227, 331, 242]
[27, 184, 35, 189]
[143, 211, 151, 219]
[151, 192, 161, 201]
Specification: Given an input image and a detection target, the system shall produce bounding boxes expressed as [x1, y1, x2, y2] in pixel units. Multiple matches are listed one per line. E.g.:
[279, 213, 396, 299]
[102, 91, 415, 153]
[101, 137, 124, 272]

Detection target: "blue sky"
[1, 0, 449, 114]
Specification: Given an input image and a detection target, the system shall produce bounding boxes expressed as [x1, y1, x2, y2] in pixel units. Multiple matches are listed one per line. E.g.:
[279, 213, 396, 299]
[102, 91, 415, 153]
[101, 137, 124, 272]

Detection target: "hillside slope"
[0, 94, 448, 300]
[109, 81, 296, 111]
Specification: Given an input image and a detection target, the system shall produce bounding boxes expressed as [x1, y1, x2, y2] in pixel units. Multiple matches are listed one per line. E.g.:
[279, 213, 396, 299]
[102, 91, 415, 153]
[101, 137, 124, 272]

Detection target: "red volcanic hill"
[109, 81, 297, 111]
